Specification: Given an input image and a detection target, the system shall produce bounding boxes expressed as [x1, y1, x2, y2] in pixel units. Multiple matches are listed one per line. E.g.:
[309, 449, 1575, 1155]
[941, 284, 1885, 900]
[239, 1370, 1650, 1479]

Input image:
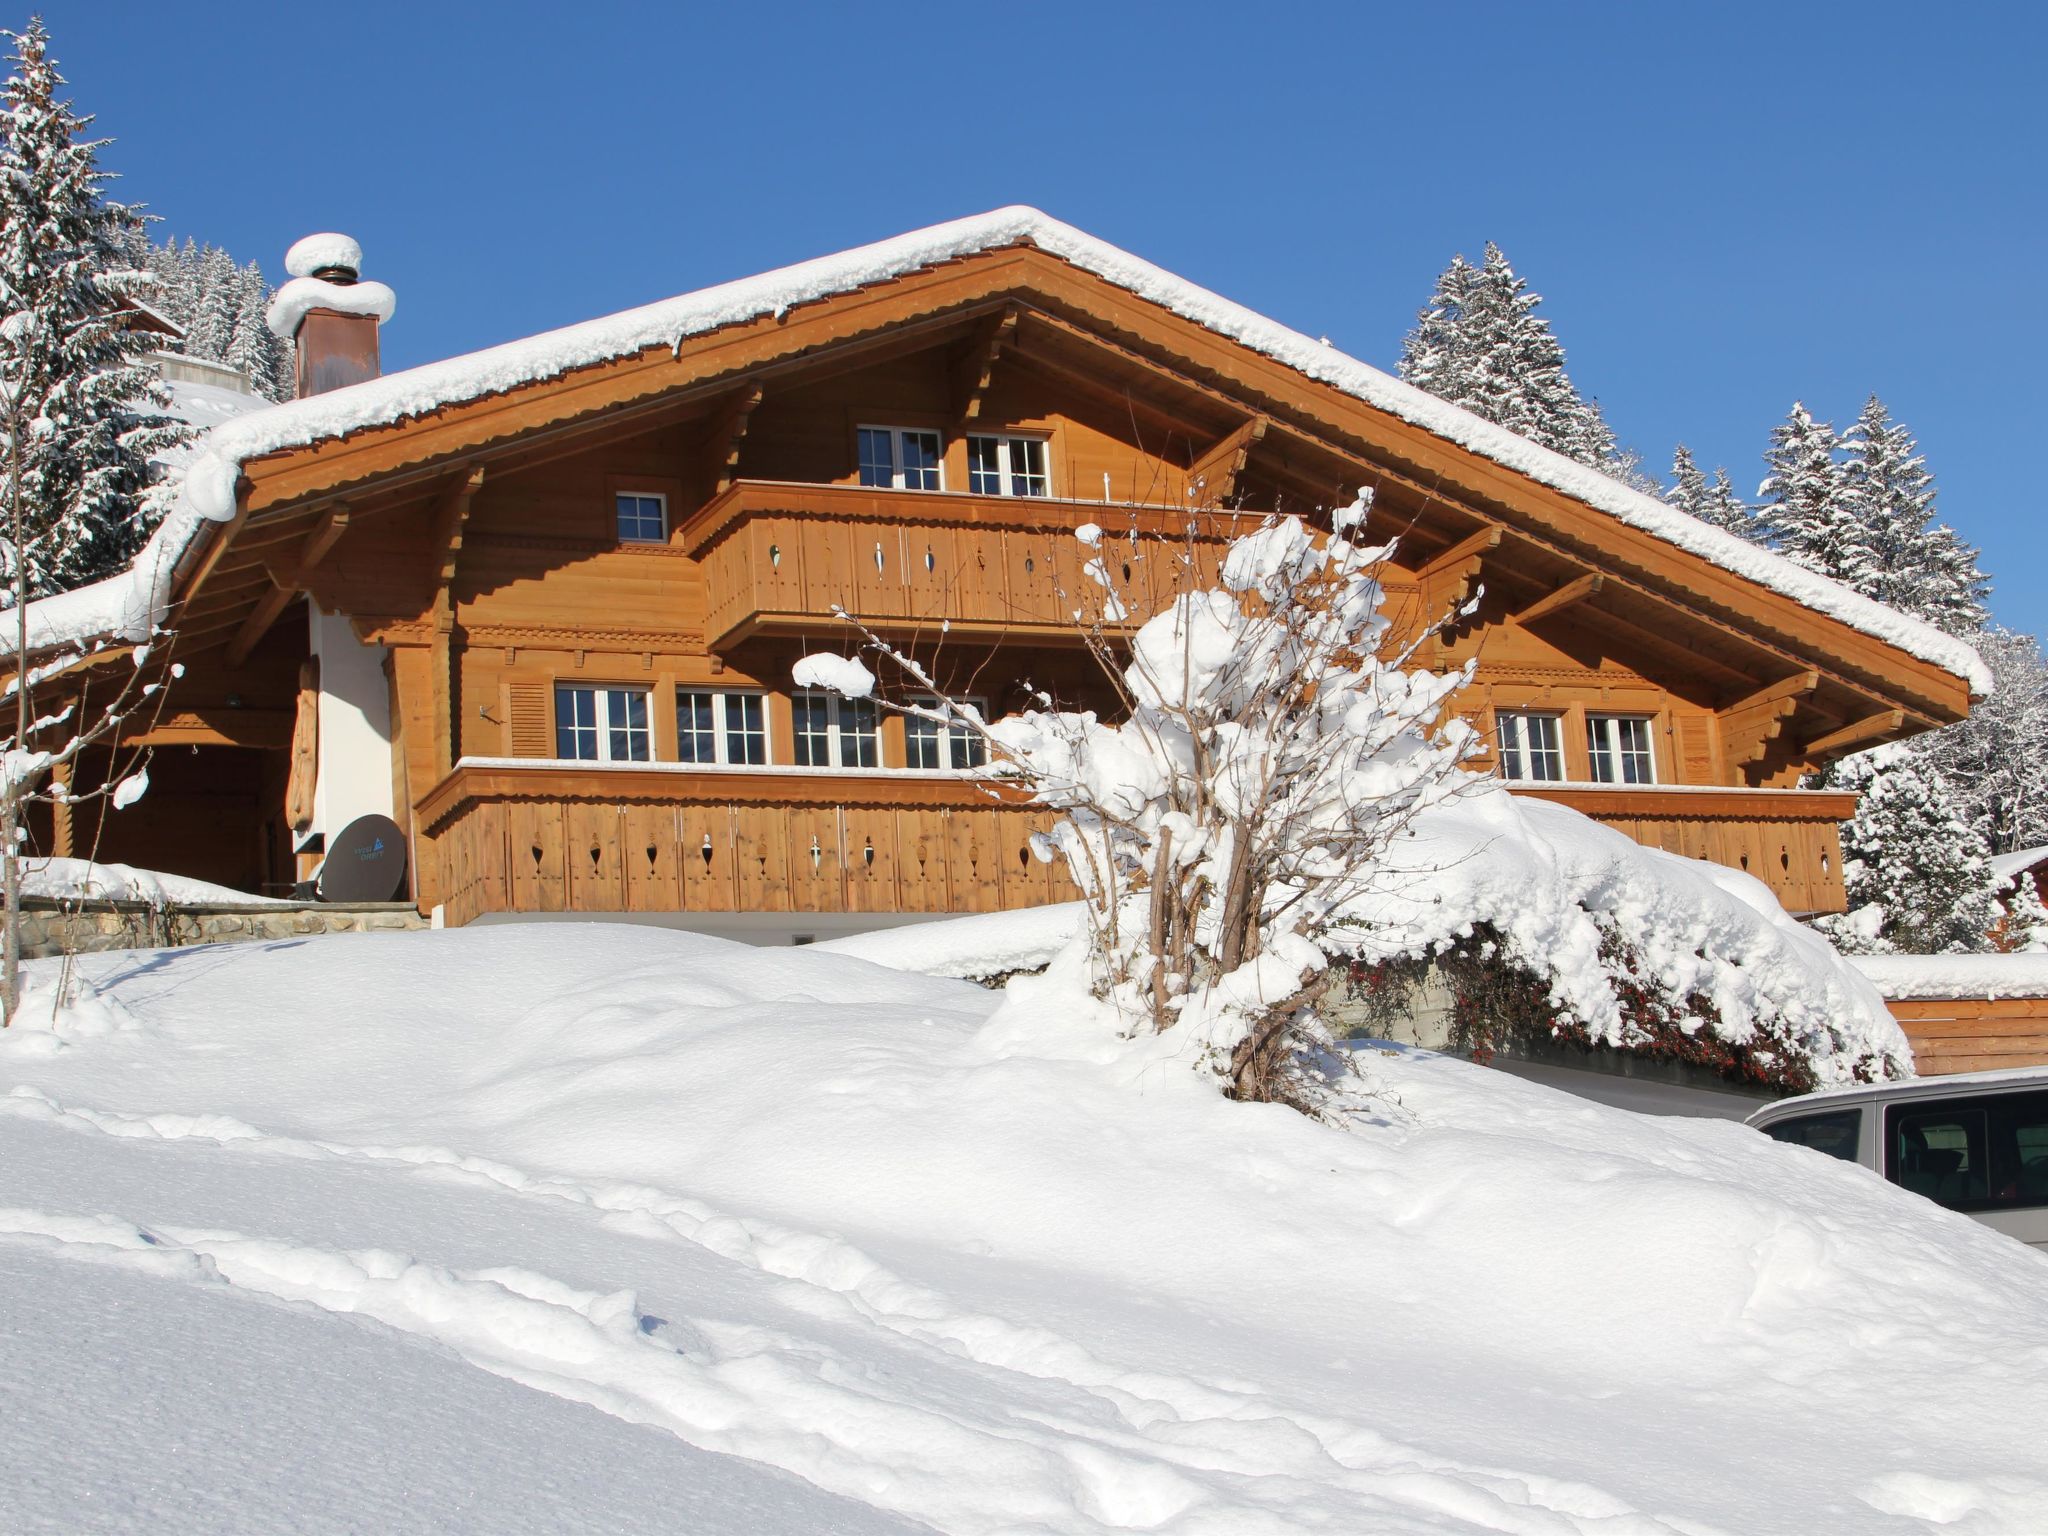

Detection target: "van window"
[1763, 1108, 1862, 1162]
[1887, 1090, 2048, 1212]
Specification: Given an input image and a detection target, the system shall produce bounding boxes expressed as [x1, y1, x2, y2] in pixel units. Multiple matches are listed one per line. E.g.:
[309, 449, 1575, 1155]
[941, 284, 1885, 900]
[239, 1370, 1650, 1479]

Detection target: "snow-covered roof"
[1989, 845, 2048, 885]
[1851, 952, 2048, 1001]
[5, 208, 1996, 693]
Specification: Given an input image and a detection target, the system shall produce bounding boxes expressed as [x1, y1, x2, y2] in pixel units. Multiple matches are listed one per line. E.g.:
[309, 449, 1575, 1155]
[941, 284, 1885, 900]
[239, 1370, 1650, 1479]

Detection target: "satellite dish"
[318, 814, 408, 903]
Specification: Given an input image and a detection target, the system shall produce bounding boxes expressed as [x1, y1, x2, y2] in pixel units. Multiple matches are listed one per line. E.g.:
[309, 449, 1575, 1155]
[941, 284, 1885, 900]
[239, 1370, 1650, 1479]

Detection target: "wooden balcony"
[414, 763, 1853, 925]
[414, 760, 1083, 928]
[1506, 784, 1855, 914]
[679, 479, 1242, 649]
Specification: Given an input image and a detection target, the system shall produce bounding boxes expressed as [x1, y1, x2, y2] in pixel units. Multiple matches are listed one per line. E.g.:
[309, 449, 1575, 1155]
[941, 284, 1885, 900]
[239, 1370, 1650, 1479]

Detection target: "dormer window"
[858, 426, 943, 491]
[615, 491, 667, 543]
[967, 434, 1049, 497]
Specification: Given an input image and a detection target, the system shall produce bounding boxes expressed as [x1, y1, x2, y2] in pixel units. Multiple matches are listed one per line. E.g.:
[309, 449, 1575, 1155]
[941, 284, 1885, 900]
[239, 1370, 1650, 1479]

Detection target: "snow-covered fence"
[1852, 955, 2048, 1076]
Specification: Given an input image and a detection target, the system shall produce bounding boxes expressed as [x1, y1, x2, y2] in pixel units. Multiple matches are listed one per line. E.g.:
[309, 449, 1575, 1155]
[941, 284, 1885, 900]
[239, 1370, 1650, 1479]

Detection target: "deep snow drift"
[2, 923, 2044, 1534]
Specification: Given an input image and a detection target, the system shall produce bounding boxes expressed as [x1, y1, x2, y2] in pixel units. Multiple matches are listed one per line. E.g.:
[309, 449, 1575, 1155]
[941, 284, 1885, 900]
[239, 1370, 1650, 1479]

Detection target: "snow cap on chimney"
[268, 231, 396, 397]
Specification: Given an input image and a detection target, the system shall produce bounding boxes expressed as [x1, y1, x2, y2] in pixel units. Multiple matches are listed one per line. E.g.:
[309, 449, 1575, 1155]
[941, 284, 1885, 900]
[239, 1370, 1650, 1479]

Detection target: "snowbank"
[8, 209, 1991, 695]
[1853, 952, 2048, 1001]
[817, 900, 1083, 977]
[16, 856, 286, 906]
[1, 924, 2041, 1533]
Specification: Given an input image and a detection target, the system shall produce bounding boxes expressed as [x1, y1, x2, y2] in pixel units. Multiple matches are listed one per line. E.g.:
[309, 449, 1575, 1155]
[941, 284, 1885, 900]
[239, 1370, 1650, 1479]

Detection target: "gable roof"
[11, 207, 1993, 697]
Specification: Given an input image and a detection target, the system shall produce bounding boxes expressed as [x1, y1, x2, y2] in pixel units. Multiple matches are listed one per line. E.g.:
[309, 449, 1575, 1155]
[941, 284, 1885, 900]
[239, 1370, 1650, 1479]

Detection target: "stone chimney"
[266, 233, 397, 398]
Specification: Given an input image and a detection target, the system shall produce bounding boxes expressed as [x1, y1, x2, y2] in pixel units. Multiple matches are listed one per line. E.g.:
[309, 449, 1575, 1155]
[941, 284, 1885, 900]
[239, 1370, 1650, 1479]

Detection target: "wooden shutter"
[505, 681, 551, 757]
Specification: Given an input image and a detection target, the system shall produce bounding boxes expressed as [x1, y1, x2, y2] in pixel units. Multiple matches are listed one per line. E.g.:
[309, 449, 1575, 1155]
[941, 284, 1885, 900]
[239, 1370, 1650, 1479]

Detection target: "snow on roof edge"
[10, 207, 1995, 693]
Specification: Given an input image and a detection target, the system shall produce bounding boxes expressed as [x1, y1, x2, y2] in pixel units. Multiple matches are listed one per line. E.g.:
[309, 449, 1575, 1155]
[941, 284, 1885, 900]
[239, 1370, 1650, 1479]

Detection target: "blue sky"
[42, 1, 2048, 636]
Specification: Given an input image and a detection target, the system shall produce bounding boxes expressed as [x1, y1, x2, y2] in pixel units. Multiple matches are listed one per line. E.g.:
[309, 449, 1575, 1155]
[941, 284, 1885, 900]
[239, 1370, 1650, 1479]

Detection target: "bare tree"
[0, 392, 176, 1024]
[796, 489, 1482, 1109]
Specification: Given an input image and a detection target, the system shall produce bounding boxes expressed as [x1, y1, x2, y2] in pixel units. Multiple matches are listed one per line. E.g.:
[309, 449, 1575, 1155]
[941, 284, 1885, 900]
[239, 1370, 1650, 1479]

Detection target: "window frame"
[1586, 713, 1658, 786]
[1494, 710, 1566, 783]
[965, 433, 1051, 498]
[791, 689, 883, 769]
[675, 687, 770, 767]
[856, 424, 946, 492]
[903, 695, 990, 771]
[1885, 1090, 2048, 1213]
[554, 683, 654, 764]
[613, 490, 669, 545]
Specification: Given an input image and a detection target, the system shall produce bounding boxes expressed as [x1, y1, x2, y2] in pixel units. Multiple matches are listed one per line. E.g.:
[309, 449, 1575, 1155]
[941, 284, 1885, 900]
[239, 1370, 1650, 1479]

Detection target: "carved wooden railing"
[413, 763, 1851, 924]
[1509, 784, 1854, 914]
[679, 480, 1247, 649]
[414, 761, 1082, 927]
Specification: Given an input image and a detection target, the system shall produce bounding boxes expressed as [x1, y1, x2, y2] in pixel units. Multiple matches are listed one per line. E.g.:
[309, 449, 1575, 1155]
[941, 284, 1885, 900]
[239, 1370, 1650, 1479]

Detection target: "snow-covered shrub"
[803, 491, 1481, 1108]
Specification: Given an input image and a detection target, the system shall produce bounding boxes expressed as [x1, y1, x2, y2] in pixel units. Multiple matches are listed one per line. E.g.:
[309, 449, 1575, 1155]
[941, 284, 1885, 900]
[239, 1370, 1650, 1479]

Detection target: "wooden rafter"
[1721, 670, 1819, 714]
[1514, 573, 1604, 627]
[297, 505, 352, 573]
[696, 384, 764, 504]
[951, 305, 1019, 427]
[1803, 708, 1906, 759]
[1185, 416, 1268, 507]
[431, 466, 485, 777]
[223, 580, 301, 667]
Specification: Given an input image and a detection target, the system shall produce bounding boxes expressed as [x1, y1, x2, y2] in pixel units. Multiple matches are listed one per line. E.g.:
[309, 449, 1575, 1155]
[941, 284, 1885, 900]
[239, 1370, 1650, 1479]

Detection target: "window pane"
[857, 428, 893, 489]
[1526, 715, 1564, 781]
[726, 693, 767, 766]
[792, 694, 831, 767]
[901, 430, 942, 490]
[1497, 713, 1526, 780]
[967, 436, 1001, 496]
[677, 690, 716, 763]
[1009, 438, 1048, 497]
[608, 689, 651, 762]
[556, 686, 598, 760]
[950, 730, 986, 770]
[1765, 1108, 1862, 1162]
[840, 697, 879, 768]
[616, 493, 664, 542]
[905, 712, 942, 769]
[1892, 1106, 1992, 1208]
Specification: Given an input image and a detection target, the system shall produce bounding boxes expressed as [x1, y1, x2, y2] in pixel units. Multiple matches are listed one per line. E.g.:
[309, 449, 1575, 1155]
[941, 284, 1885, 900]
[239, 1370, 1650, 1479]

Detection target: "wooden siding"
[1884, 996, 2048, 1076]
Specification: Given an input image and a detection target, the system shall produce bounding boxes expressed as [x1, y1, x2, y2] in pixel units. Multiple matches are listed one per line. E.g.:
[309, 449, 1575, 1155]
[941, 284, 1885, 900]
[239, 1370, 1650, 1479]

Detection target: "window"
[857, 426, 943, 491]
[967, 435, 1049, 498]
[904, 695, 988, 770]
[1587, 715, 1657, 785]
[1495, 712, 1564, 782]
[676, 689, 768, 766]
[1888, 1090, 2048, 1212]
[792, 691, 880, 768]
[555, 685, 651, 763]
[615, 492, 667, 543]
[1763, 1108, 1862, 1163]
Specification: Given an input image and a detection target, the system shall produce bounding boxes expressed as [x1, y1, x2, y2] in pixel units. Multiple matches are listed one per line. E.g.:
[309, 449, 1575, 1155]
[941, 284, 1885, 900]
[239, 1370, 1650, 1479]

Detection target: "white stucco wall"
[309, 607, 394, 843]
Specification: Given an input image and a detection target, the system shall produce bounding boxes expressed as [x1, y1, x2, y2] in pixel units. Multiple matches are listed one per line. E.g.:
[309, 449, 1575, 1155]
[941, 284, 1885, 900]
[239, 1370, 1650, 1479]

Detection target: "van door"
[1884, 1089, 2048, 1250]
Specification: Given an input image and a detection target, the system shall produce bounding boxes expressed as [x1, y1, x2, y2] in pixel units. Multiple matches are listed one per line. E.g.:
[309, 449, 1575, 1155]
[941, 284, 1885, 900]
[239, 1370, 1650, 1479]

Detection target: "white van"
[1747, 1067, 2048, 1251]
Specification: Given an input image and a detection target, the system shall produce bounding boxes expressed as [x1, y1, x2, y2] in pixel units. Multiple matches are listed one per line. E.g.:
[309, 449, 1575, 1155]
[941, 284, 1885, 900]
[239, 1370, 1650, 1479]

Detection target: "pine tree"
[1839, 396, 1988, 634]
[226, 261, 291, 401]
[1819, 748, 2004, 955]
[1398, 241, 1631, 478]
[187, 243, 239, 362]
[1667, 444, 1757, 538]
[1920, 627, 2048, 857]
[1756, 403, 1873, 591]
[0, 19, 185, 595]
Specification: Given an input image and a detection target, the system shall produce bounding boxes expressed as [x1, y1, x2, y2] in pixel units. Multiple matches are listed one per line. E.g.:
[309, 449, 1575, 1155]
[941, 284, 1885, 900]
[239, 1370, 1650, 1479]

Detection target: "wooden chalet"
[27, 211, 1986, 934]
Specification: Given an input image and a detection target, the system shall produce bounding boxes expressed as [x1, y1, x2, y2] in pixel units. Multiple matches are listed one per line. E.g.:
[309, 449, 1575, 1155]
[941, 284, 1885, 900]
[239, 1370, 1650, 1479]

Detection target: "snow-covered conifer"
[226, 262, 290, 400]
[1756, 403, 1871, 591]
[1819, 748, 2003, 955]
[0, 19, 185, 594]
[1839, 396, 1987, 634]
[1921, 627, 2048, 856]
[1398, 242, 1630, 478]
[1667, 445, 1757, 538]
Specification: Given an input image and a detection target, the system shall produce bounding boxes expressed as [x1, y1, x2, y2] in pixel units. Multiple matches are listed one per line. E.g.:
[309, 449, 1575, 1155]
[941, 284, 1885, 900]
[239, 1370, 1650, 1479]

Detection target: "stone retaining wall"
[13, 896, 427, 959]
